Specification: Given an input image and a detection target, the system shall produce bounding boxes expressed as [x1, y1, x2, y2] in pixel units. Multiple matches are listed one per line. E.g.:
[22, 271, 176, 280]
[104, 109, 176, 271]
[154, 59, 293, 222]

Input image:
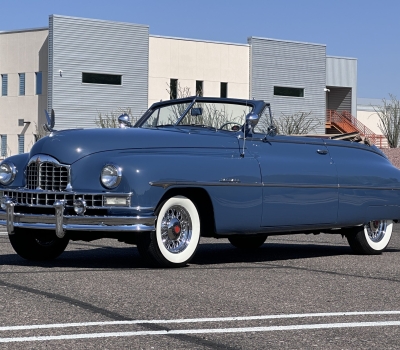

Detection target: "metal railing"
[327, 110, 388, 148]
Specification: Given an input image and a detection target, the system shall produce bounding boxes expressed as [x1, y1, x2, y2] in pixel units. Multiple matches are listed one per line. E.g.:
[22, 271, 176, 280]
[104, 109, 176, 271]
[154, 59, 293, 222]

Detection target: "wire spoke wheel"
[160, 205, 192, 254]
[365, 220, 387, 243]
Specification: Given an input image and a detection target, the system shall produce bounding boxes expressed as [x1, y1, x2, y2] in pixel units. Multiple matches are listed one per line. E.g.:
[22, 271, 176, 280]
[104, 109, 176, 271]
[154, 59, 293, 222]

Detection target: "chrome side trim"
[338, 185, 400, 190]
[149, 181, 261, 189]
[150, 181, 400, 191]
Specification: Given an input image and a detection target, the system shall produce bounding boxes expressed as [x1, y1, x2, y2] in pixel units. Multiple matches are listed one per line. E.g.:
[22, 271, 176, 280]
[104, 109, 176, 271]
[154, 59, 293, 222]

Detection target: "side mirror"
[245, 112, 260, 128]
[118, 114, 132, 128]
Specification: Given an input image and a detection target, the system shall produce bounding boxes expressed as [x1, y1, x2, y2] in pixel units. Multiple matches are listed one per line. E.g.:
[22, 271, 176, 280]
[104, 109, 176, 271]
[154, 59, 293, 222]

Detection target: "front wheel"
[228, 235, 266, 250]
[9, 228, 69, 261]
[137, 196, 201, 267]
[346, 220, 393, 255]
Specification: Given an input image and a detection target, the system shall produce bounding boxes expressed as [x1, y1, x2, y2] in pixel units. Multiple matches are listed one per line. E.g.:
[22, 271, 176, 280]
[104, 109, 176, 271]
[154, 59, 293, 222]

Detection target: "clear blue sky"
[1, 0, 398, 99]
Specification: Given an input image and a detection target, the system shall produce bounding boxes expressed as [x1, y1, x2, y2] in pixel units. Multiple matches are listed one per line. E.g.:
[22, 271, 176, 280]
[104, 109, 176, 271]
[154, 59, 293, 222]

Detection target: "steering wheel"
[219, 122, 242, 131]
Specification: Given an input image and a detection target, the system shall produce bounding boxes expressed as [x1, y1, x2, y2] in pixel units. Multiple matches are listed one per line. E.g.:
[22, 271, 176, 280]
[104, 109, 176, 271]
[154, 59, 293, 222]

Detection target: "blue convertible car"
[1, 96, 400, 267]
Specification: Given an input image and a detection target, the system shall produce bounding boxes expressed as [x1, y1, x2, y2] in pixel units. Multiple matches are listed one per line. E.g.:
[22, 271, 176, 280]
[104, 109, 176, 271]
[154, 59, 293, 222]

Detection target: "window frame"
[19, 73, 26, 96]
[35, 72, 42, 95]
[196, 80, 203, 97]
[273, 86, 305, 98]
[18, 134, 24, 154]
[1, 135, 7, 157]
[1, 74, 8, 96]
[170, 78, 178, 100]
[82, 72, 122, 86]
[220, 82, 228, 98]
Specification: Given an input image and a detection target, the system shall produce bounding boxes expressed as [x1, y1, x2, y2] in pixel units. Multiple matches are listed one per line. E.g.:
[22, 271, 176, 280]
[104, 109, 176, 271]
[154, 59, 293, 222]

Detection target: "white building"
[0, 14, 358, 157]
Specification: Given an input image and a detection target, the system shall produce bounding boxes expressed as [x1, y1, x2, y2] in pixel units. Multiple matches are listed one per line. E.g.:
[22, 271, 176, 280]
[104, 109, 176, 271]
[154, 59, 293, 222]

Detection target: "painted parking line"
[1, 311, 400, 343]
[1, 310, 400, 332]
[2, 320, 400, 343]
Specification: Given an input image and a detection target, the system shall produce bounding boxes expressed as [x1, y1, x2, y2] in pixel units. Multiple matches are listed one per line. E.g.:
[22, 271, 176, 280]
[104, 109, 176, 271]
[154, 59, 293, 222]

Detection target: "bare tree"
[95, 107, 137, 128]
[373, 94, 400, 148]
[273, 111, 321, 135]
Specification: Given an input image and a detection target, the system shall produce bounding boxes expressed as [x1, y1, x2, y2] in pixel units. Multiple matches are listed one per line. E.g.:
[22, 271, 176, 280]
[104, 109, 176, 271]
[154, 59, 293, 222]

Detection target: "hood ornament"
[43, 109, 56, 133]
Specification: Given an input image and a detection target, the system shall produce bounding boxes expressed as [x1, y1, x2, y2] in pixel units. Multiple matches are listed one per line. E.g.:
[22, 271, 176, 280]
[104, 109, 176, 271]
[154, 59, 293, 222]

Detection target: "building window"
[1, 74, 7, 96]
[220, 82, 228, 98]
[274, 86, 304, 97]
[36, 72, 42, 95]
[18, 135, 24, 154]
[19, 73, 25, 96]
[1, 135, 7, 157]
[82, 73, 122, 85]
[196, 80, 203, 97]
[170, 78, 178, 100]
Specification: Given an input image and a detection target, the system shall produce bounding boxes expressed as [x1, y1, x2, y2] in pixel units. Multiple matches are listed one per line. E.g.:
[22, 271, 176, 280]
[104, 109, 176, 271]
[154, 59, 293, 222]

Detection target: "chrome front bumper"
[0, 200, 156, 238]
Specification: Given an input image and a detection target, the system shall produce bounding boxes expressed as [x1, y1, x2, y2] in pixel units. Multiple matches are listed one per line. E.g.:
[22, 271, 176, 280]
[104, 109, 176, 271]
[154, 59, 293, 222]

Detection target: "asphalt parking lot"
[1, 226, 400, 349]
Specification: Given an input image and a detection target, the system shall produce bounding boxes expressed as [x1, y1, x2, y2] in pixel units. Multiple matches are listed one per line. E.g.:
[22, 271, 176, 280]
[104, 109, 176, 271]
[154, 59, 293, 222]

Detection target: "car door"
[243, 134, 338, 228]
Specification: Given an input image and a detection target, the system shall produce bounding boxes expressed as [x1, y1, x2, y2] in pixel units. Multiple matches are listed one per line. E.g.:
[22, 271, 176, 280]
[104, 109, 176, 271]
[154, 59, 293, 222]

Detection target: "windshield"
[140, 101, 253, 131]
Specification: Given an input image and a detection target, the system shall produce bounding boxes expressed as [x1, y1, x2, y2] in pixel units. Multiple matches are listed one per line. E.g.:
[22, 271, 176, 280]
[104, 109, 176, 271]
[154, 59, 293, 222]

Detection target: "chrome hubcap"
[365, 220, 387, 242]
[161, 205, 192, 253]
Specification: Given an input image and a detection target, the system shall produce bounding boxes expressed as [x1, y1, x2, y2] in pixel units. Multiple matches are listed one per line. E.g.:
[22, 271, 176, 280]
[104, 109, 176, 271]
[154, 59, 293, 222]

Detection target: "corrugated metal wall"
[48, 15, 149, 129]
[249, 37, 326, 134]
[326, 56, 357, 117]
[327, 87, 352, 112]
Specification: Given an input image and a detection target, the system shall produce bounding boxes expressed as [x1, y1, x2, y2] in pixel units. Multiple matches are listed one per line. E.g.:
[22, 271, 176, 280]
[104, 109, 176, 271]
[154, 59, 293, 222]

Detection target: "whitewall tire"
[346, 220, 393, 255]
[137, 196, 200, 267]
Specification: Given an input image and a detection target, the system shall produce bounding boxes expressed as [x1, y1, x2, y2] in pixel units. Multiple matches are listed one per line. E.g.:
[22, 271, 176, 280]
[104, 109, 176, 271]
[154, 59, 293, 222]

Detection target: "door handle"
[317, 149, 328, 155]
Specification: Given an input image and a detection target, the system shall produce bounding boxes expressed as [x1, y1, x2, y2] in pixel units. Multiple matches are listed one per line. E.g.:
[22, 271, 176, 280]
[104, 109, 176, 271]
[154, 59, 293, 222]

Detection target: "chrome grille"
[26, 157, 70, 191]
[3, 190, 105, 208]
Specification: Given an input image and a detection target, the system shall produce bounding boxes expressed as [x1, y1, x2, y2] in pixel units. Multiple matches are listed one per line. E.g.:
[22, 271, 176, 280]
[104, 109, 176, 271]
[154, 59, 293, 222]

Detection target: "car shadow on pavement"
[2, 239, 399, 270]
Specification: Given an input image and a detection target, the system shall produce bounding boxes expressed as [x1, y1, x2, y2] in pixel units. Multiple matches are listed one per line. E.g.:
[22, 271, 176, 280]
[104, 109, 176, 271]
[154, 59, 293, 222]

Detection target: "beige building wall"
[0, 28, 48, 158]
[148, 36, 249, 106]
[357, 110, 382, 135]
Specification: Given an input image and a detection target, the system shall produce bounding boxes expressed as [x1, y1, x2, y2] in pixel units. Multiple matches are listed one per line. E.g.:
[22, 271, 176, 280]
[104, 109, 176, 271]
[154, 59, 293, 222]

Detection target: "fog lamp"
[73, 198, 87, 215]
[104, 196, 129, 206]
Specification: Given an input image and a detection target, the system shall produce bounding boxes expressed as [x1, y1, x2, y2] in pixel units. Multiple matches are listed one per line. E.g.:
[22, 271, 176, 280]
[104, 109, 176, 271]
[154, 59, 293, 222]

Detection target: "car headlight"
[100, 164, 122, 189]
[0, 162, 17, 185]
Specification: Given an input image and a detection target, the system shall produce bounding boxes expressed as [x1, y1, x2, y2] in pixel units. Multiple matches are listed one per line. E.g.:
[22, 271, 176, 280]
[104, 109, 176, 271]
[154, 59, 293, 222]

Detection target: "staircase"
[326, 110, 388, 148]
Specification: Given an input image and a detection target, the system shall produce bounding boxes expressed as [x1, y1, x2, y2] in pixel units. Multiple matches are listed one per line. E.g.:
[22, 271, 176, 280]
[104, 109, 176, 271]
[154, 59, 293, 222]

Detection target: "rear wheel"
[228, 235, 266, 250]
[346, 220, 393, 255]
[137, 196, 201, 267]
[9, 228, 69, 261]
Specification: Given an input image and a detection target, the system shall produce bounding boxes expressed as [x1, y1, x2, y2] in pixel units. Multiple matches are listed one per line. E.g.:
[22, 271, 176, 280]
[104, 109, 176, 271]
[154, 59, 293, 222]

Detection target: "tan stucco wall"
[0, 29, 48, 157]
[357, 110, 382, 135]
[148, 36, 249, 106]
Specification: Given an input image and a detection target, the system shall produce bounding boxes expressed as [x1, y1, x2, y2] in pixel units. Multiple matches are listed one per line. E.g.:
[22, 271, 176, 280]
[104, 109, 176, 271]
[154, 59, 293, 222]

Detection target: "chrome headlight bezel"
[0, 162, 17, 185]
[100, 164, 122, 189]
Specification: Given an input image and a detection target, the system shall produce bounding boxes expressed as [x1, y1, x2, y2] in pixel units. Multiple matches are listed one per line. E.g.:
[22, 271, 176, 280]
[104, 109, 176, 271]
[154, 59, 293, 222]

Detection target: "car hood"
[30, 127, 240, 164]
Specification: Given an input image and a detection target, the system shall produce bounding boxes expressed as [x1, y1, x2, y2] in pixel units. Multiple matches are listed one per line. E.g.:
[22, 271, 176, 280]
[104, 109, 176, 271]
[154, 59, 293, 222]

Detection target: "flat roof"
[0, 27, 48, 35]
[249, 36, 326, 47]
[50, 14, 148, 28]
[150, 34, 249, 47]
[327, 55, 357, 61]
